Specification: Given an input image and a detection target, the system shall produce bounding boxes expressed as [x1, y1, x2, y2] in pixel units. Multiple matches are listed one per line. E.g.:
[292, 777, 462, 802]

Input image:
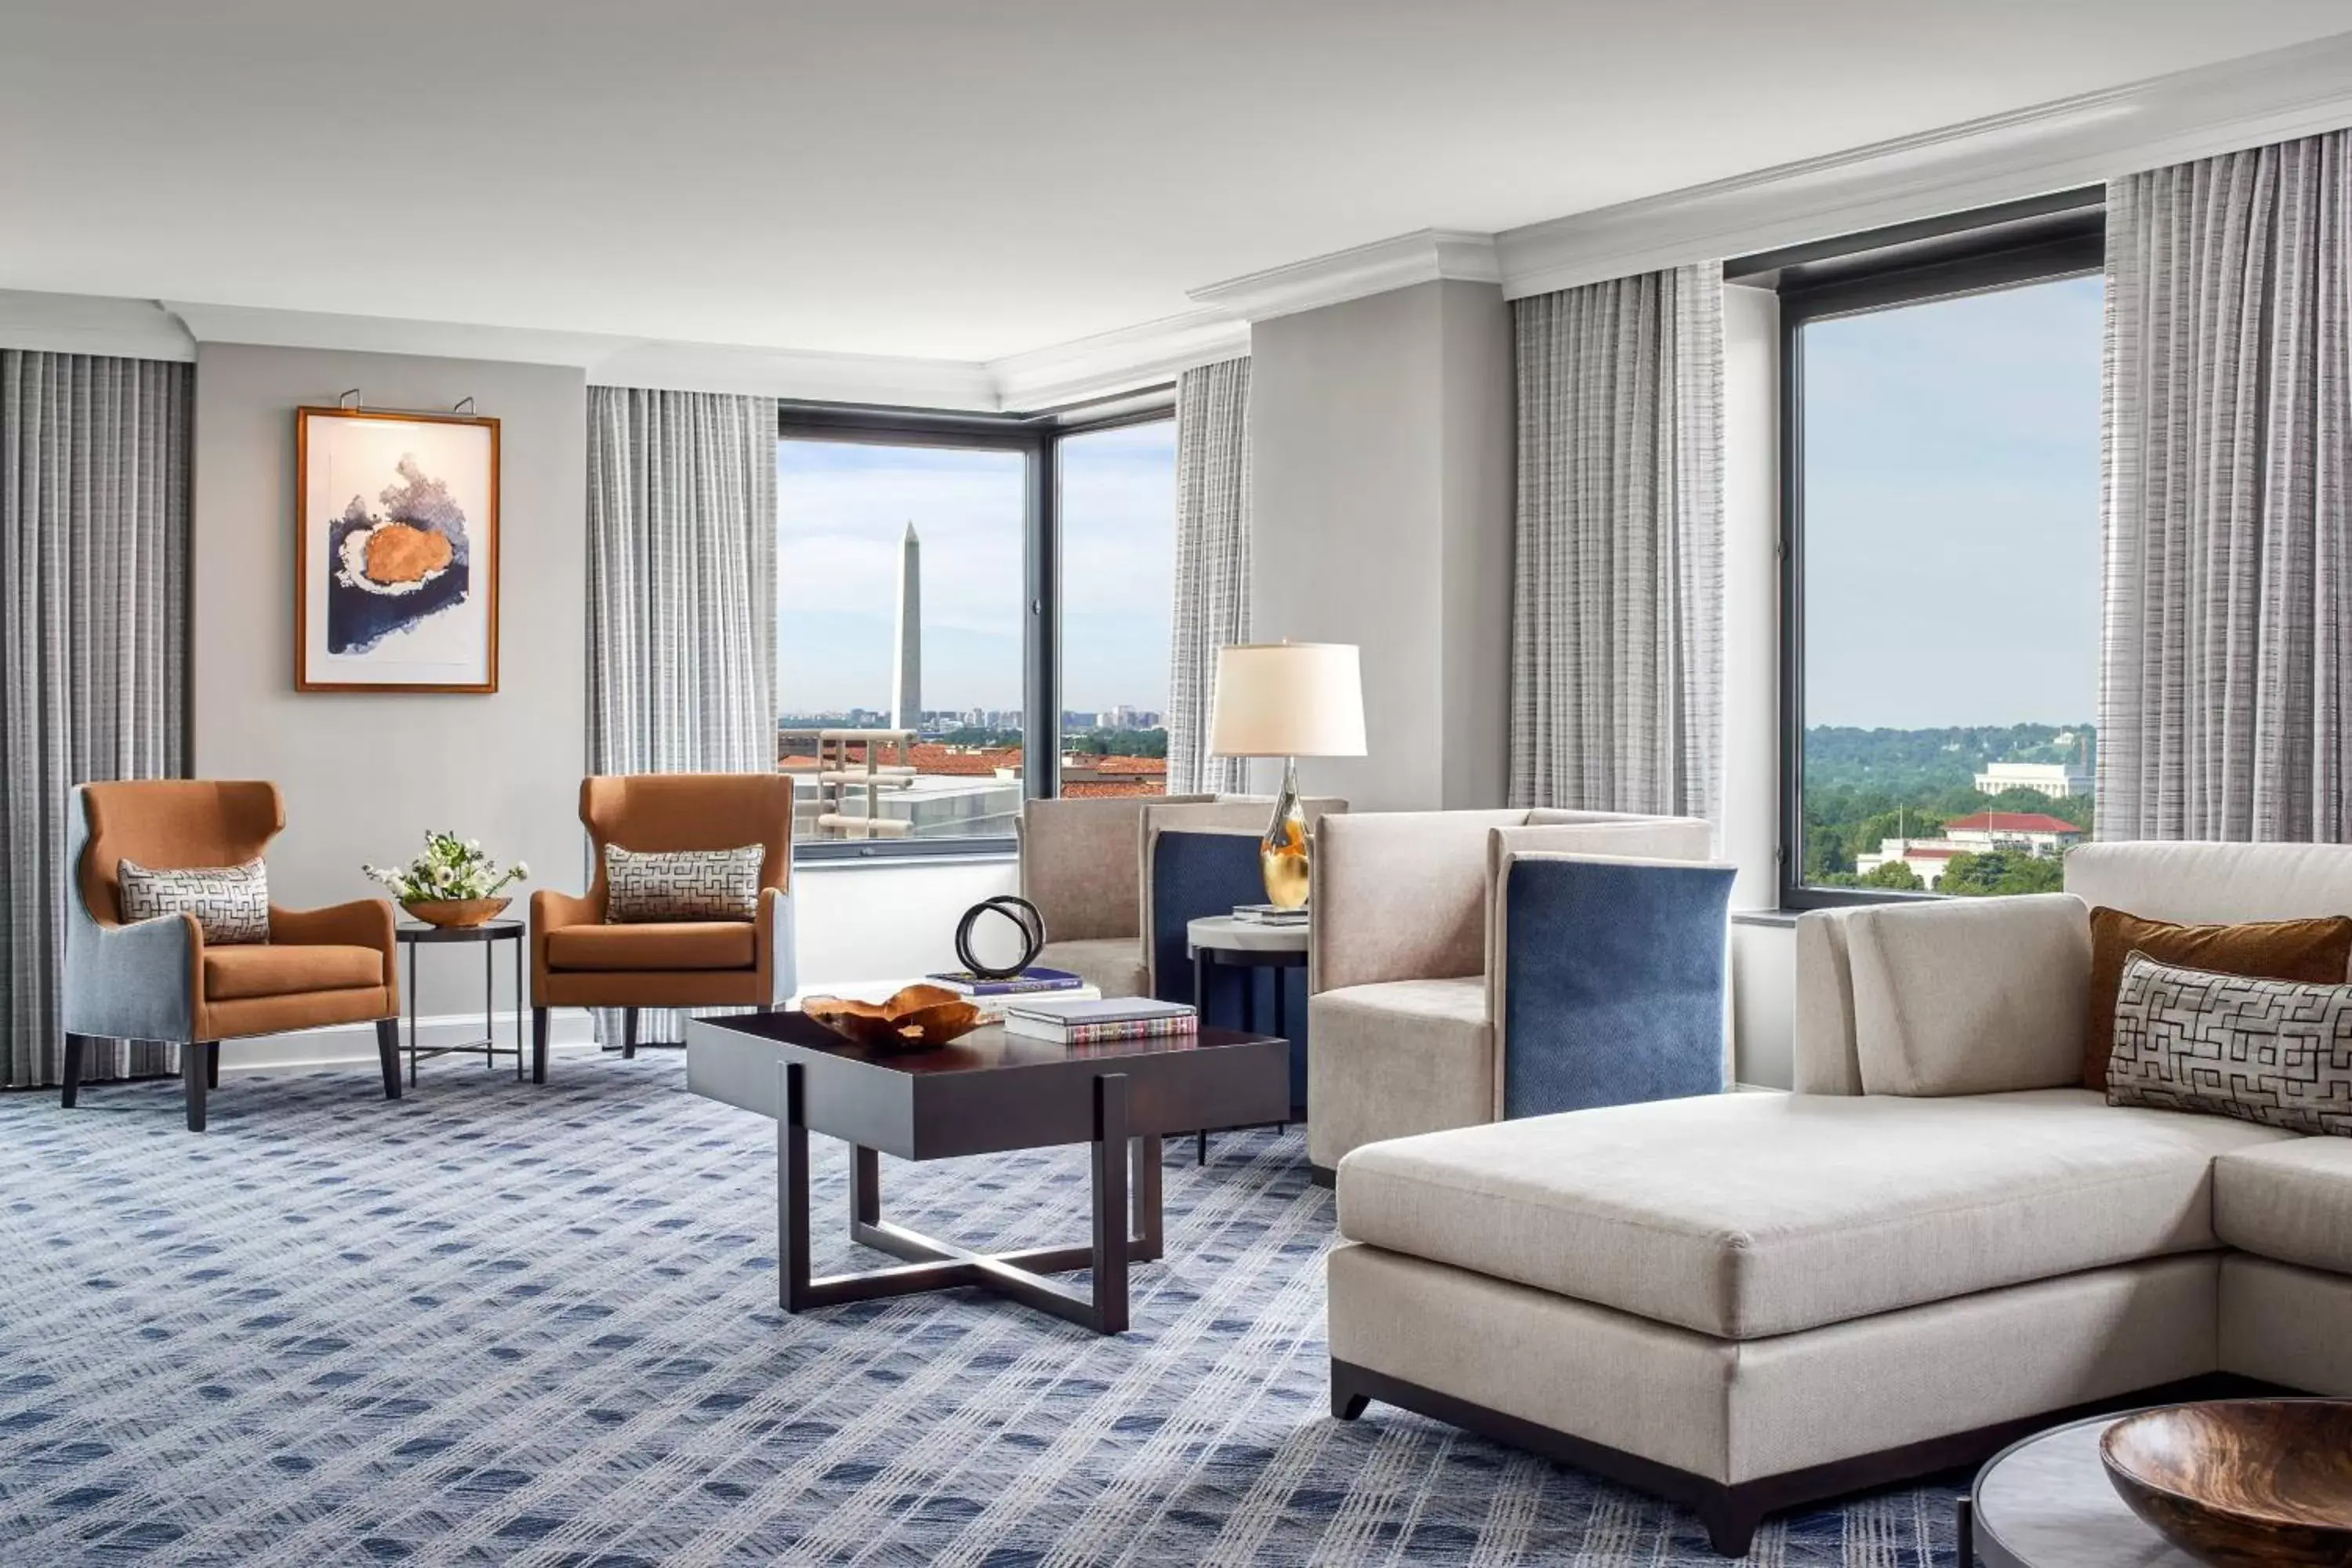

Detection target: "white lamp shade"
[1206, 642, 1367, 758]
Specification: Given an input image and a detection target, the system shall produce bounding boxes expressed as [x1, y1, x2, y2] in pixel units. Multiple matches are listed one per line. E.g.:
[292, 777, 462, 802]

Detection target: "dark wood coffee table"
[684, 1009, 1290, 1334]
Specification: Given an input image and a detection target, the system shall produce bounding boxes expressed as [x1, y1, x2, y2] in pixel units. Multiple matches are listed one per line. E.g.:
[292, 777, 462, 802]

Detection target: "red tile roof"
[1944, 811, 2083, 835]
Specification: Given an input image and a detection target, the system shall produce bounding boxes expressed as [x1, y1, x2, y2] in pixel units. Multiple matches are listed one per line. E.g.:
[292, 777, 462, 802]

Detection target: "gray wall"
[191, 344, 588, 1019]
[1247, 279, 1513, 811]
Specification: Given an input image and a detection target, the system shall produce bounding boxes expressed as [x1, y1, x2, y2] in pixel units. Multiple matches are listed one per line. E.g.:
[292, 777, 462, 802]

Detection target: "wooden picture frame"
[295, 405, 500, 693]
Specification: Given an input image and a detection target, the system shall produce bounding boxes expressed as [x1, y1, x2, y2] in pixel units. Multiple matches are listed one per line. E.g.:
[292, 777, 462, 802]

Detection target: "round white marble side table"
[1962, 1411, 2195, 1566]
[1185, 916, 1310, 1165]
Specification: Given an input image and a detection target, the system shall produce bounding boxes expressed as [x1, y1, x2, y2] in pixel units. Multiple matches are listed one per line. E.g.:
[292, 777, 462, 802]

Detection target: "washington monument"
[891, 521, 920, 730]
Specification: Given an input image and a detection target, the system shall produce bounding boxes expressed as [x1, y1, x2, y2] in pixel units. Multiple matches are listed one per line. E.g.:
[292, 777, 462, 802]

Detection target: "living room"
[6, 4, 2352, 1563]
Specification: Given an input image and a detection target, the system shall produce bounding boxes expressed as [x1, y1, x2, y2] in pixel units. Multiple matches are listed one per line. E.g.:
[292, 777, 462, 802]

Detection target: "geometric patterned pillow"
[117, 857, 270, 946]
[2108, 951, 2352, 1137]
[603, 844, 763, 924]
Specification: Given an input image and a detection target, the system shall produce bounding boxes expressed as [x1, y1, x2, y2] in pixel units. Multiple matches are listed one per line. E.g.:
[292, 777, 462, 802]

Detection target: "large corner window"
[1056, 418, 1176, 800]
[1758, 193, 2106, 906]
[776, 401, 1176, 859]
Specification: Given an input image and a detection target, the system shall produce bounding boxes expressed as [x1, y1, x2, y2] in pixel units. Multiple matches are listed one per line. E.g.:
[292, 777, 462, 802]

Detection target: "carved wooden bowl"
[401, 897, 511, 928]
[2100, 1400, 2352, 1567]
[800, 985, 982, 1053]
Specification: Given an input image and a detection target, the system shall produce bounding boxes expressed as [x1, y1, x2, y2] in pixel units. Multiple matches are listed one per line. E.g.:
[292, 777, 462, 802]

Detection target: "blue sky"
[1802, 274, 2104, 729]
[778, 422, 1176, 716]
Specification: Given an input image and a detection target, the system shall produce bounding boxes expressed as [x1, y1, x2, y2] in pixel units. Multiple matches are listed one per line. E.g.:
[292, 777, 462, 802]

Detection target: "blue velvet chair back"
[1147, 827, 1311, 1111]
[1499, 855, 1735, 1120]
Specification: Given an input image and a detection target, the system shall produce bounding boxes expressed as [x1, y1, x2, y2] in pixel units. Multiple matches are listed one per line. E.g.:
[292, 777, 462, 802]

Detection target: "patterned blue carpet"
[0, 1055, 1958, 1565]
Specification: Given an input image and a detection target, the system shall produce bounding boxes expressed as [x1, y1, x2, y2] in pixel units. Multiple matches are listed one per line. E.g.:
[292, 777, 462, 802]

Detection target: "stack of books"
[1232, 903, 1309, 927]
[924, 966, 1086, 997]
[1002, 996, 1198, 1046]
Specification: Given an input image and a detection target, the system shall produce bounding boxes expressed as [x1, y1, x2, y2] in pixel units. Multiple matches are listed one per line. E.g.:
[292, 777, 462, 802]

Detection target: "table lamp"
[1206, 641, 1367, 909]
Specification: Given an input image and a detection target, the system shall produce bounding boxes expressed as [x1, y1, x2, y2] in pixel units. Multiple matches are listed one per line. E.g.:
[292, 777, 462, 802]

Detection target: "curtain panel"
[1166, 357, 1253, 796]
[586, 387, 779, 777]
[2, 350, 192, 1089]
[2100, 130, 2351, 841]
[1510, 263, 1724, 819]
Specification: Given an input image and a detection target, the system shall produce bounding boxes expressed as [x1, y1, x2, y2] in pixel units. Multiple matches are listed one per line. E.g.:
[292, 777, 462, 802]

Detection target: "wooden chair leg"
[622, 1007, 638, 1060]
[375, 1017, 402, 1101]
[184, 1043, 213, 1132]
[60, 1033, 86, 1109]
[532, 1007, 550, 1084]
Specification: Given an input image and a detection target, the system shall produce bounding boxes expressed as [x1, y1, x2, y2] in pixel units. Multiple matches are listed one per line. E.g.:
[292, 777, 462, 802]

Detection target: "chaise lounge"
[1327, 840, 2352, 1554]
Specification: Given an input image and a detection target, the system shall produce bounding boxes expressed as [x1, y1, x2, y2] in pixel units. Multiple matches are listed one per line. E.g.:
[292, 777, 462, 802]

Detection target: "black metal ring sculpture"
[954, 895, 1047, 981]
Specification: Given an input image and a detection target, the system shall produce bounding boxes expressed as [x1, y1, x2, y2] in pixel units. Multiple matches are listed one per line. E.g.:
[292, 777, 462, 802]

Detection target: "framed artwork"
[296, 406, 500, 692]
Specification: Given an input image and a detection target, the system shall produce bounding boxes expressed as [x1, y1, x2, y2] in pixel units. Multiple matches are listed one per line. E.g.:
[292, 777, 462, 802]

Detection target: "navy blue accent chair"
[1147, 827, 1310, 1112]
[1499, 855, 1735, 1120]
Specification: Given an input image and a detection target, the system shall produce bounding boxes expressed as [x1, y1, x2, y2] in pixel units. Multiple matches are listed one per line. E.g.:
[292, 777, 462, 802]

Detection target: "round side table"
[1187, 915, 1309, 1165]
[394, 919, 528, 1087]
[1962, 1410, 2194, 1566]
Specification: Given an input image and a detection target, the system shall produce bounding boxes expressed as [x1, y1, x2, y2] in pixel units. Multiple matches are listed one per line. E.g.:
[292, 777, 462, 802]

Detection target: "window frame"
[1744, 191, 2106, 910]
[776, 393, 1176, 864]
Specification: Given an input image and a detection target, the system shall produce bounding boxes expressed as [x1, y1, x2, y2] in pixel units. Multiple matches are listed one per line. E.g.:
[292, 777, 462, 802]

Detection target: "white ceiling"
[4, 1, 2349, 364]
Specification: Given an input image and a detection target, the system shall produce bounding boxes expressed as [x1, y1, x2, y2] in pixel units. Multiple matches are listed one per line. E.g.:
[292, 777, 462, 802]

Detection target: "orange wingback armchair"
[530, 773, 797, 1078]
[63, 780, 401, 1131]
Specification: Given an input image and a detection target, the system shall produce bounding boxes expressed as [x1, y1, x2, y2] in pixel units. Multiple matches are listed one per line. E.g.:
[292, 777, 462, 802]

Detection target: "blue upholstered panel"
[1501, 857, 1734, 1120]
[1149, 829, 1309, 1109]
[62, 786, 197, 1043]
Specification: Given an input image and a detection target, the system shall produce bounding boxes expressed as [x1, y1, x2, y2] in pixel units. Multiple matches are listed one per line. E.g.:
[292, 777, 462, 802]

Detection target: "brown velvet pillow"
[2082, 908, 2352, 1089]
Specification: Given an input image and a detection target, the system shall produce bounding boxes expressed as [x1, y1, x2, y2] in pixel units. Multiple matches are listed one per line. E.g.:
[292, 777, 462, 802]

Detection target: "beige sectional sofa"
[1306, 808, 1717, 1177]
[1326, 840, 2352, 1555]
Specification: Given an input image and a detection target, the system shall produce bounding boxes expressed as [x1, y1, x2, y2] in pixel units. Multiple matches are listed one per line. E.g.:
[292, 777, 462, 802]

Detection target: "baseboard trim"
[1329, 1358, 2282, 1557]
[218, 1009, 601, 1076]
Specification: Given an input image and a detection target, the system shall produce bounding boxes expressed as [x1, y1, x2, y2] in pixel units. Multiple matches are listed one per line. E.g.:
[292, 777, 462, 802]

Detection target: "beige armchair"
[1017, 793, 1214, 996]
[64, 780, 401, 1132]
[1306, 808, 1715, 1175]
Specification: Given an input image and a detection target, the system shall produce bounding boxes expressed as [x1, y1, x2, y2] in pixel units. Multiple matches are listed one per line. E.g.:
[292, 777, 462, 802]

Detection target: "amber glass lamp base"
[1260, 757, 1311, 909]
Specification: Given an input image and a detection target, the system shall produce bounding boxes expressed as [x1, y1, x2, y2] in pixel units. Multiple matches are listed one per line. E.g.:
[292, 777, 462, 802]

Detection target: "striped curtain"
[2100, 131, 2352, 841]
[1510, 264, 1724, 819]
[586, 387, 778, 776]
[1167, 358, 1252, 795]
[2, 350, 191, 1088]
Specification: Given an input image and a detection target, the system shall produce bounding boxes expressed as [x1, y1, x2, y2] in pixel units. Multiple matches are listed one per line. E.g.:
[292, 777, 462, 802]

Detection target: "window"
[1758, 194, 2105, 906]
[1056, 418, 1176, 800]
[775, 401, 1177, 858]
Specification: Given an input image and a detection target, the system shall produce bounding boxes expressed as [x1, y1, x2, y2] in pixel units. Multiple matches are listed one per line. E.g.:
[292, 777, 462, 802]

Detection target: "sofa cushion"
[2215, 1138, 2352, 1274]
[1336, 1087, 2292, 1339]
[204, 943, 383, 1000]
[1848, 894, 2090, 1095]
[2082, 908, 2352, 1091]
[1308, 977, 1493, 1169]
[545, 921, 754, 971]
[1034, 938, 1146, 1000]
[2109, 956, 2352, 1137]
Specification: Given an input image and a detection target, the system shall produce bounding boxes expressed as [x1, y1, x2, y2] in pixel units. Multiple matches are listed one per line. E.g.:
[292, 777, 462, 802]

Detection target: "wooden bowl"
[800, 985, 982, 1053]
[2101, 1400, 2352, 1567]
[401, 896, 510, 928]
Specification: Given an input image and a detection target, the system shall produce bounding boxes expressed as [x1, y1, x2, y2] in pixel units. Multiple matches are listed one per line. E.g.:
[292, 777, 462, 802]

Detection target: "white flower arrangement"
[364, 830, 528, 903]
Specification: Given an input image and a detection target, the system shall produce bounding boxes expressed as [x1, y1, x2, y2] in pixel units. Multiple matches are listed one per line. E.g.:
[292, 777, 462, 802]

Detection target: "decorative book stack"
[1002, 996, 1198, 1046]
[1232, 903, 1309, 927]
[925, 966, 1086, 997]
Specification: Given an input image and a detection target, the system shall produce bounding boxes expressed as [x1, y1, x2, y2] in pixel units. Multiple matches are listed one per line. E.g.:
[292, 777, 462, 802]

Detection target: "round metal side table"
[1961, 1410, 2194, 1566]
[1187, 915, 1308, 1165]
[394, 918, 528, 1087]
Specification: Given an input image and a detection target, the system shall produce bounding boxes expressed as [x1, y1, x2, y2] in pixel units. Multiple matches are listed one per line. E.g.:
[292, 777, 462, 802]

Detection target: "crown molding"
[1497, 30, 2352, 299]
[591, 339, 998, 409]
[0, 290, 196, 361]
[987, 309, 1247, 412]
[165, 300, 623, 367]
[1189, 228, 1501, 323]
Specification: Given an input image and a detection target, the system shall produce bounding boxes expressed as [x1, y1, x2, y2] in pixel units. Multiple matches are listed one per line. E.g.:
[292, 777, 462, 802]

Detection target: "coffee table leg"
[1131, 1134, 1163, 1262]
[1092, 1072, 1129, 1334]
[851, 1143, 880, 1228]
[778, 1062, 811, 1311]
